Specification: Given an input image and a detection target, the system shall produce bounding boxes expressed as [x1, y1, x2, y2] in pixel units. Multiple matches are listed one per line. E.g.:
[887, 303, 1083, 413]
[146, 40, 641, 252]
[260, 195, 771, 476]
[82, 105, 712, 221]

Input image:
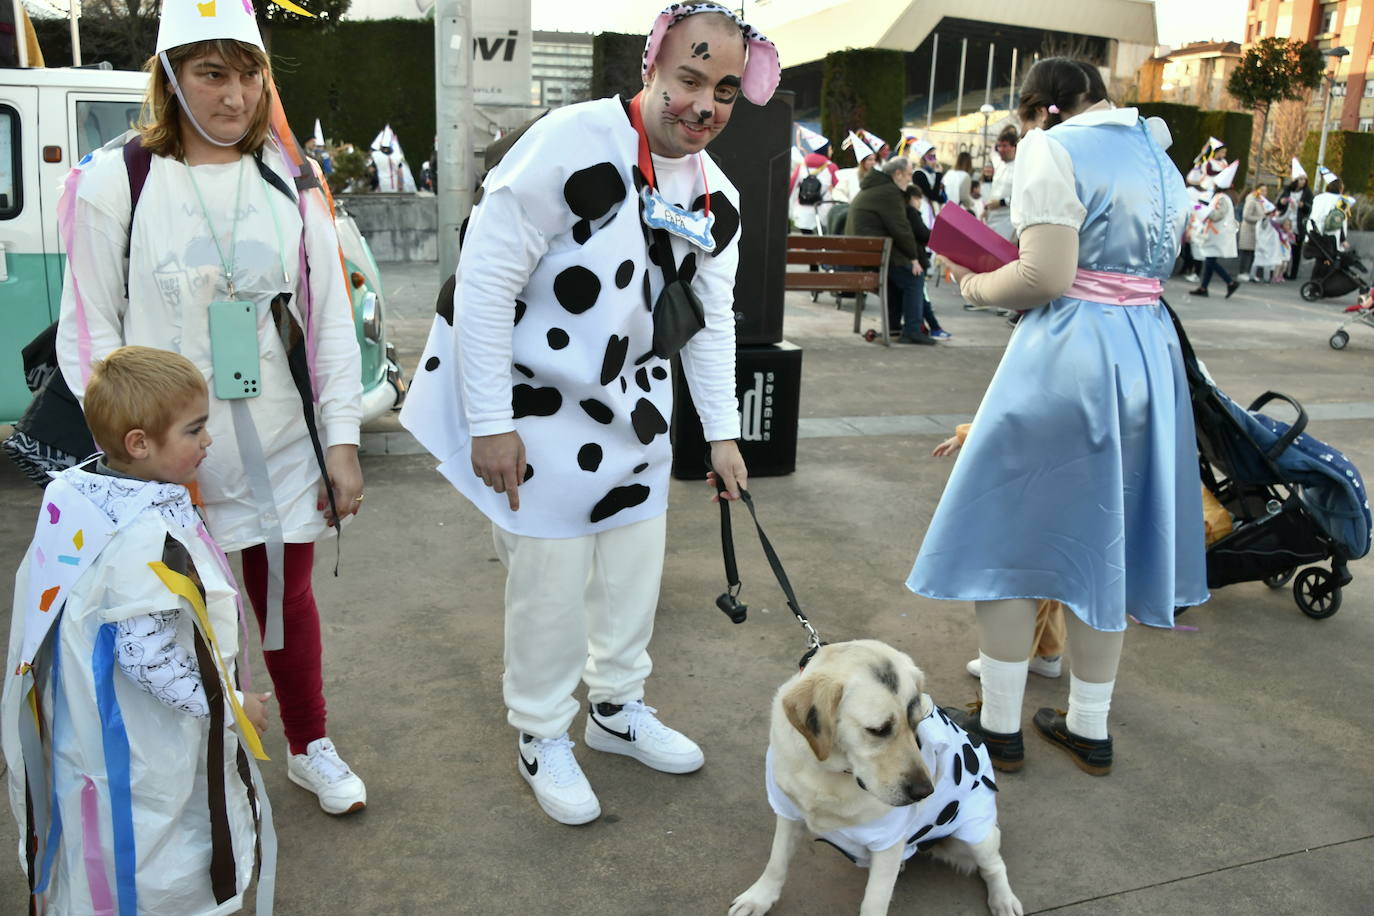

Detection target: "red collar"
[628, 92, 711, 217]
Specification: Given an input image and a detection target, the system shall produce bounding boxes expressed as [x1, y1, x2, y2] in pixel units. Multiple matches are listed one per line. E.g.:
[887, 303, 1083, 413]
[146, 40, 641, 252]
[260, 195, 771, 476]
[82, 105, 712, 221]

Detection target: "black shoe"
[1032, 708, 1113, 776]
[942, 705, 1024, 772]
[1189, 287, 1209, 297]
[1225, 280, 1240, 299]
[897, 332, 937, 345]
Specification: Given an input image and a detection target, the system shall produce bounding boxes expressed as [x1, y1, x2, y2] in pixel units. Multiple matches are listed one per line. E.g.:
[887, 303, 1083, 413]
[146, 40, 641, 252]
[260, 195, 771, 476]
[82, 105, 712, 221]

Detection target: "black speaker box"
[671, 341, 802, 479]
[707, 91, 794, 346]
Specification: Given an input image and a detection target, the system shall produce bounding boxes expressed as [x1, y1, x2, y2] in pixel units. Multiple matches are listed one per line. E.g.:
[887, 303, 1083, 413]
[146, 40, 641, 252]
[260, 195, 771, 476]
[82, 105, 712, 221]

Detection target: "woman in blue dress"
[908, 59, 1209, 776]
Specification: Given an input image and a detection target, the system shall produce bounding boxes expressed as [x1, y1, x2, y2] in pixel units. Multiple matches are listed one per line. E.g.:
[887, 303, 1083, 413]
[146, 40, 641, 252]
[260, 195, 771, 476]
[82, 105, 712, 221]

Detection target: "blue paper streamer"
[93, 624, 138, 915]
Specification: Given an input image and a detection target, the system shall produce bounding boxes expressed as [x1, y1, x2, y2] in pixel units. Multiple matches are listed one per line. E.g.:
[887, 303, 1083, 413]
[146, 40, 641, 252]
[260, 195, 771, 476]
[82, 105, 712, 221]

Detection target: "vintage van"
[0, 66, 404, 426]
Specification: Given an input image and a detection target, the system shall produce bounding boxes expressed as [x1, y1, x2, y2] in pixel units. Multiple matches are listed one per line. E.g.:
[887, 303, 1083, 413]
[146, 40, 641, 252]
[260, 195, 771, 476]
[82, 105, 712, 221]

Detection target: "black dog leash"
[714, 478, 824, 668]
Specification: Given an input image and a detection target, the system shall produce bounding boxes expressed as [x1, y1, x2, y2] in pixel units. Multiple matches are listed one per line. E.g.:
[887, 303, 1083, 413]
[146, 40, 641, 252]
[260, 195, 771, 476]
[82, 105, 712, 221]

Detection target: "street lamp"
[979, 103, 995, 167]
[1317, 46, 1350, 169]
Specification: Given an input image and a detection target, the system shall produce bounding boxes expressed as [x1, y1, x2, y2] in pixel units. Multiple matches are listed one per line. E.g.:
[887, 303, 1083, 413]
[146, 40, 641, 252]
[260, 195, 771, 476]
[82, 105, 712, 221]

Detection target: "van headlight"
[361, 291, 382, 341]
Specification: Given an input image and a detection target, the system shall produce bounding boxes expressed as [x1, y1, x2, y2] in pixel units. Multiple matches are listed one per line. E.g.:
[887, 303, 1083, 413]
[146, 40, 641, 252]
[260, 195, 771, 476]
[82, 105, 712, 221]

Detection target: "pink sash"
[1064, 267, 1162, 306]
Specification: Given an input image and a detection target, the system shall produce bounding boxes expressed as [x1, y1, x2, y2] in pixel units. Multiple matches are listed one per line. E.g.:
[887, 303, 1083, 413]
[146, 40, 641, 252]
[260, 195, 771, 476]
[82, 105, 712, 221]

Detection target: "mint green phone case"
[207, 300, 262, 400]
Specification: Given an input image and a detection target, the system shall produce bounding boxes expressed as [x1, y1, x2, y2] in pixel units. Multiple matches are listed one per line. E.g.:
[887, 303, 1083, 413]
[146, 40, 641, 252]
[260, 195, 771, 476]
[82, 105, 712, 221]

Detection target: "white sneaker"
[518, 733, 601, 825]
[584, 700, 704, 774]
[965, 655, 1063, 679]
[287, 738, 367, 815]
[1183, 272, 1200, 283]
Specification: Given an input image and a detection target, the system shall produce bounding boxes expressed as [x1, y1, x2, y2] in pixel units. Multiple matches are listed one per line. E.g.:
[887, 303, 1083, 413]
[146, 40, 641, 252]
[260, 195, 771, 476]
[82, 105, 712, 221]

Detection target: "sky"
[530, 0, 1250, 49]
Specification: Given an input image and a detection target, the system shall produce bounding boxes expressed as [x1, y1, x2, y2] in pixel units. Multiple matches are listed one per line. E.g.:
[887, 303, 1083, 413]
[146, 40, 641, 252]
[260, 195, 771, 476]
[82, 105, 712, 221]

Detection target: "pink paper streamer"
[197, 523, 252, 692]
[79, 776, 115, 916]
[57, 168, 94, 386]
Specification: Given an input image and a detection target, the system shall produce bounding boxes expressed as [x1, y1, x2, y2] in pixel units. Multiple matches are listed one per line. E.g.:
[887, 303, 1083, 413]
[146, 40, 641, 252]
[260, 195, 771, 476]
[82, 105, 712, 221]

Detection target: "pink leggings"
[240, 542, 326, 755]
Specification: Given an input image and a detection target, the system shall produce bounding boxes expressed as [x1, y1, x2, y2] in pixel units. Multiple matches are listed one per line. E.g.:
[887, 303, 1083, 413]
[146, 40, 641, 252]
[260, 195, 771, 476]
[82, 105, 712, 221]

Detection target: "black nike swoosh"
[520, 752, 538, 776]
[591, 716, 634, 742]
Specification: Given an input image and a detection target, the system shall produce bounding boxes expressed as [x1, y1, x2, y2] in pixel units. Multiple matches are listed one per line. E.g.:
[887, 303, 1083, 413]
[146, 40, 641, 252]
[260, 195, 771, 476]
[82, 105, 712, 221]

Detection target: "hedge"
[820, 48, 903, 165]
[270, 20, 434, 167]
[1134, 102, 1251, 189]
[592, 32, 645, 101]
[1299, 129, 1374, 195]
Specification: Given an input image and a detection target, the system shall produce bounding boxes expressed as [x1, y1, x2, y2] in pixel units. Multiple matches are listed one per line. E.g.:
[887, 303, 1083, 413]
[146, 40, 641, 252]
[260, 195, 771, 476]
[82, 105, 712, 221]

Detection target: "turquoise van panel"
[1, 252, 57, 424]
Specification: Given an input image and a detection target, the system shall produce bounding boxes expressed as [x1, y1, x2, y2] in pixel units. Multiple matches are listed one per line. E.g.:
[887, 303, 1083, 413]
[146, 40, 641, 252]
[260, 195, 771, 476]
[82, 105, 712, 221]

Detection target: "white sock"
[1066, 674, 1114, 740]
[977, 653, 1028, 734]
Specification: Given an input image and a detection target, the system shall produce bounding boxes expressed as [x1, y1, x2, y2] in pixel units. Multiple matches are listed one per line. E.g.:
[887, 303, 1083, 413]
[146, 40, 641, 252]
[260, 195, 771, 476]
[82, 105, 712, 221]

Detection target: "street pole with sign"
[435, 0, 476, 279]
[1316, 46, 1349, 169]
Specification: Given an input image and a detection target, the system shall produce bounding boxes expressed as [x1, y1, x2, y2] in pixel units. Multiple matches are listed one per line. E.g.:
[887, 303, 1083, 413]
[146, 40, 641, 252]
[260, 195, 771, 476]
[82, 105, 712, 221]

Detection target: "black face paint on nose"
[697, 109, 711, 123]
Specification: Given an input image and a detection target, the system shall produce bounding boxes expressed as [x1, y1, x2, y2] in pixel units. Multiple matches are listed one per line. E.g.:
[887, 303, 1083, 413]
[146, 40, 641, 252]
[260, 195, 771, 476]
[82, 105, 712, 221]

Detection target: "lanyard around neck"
[185, 156, 291, 298]
[629, 92, 711, 217]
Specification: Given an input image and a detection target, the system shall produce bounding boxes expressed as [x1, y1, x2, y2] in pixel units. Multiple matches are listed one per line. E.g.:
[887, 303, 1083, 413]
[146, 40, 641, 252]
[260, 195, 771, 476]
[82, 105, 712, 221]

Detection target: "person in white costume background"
[3, 347, 273, 916]
[400, 1, 778, 826]
[54, 0, 368, 816]
[369, 124, 416, 193]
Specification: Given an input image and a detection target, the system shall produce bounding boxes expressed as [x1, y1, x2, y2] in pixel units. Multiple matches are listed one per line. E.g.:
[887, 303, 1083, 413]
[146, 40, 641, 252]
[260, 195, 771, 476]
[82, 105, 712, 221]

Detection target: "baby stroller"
[1300, 232, 1370, 302]
[1166, 301, 1371, 619]
[1329, 294, 1374, 349]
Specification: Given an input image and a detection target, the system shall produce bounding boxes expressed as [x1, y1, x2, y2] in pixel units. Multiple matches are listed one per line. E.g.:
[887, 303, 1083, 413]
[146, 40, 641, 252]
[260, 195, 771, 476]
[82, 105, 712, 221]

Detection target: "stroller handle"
[1248, 391, 1308, 460]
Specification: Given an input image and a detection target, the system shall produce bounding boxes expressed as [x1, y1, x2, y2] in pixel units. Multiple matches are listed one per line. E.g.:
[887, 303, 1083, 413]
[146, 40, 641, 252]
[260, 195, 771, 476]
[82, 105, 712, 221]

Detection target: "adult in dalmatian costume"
[401, 2, 779, 825]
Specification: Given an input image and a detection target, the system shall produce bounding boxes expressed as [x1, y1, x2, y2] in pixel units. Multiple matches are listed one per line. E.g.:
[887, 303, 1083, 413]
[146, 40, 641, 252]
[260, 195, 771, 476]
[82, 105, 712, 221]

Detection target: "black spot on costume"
[590, 484, 650, 523]
[553, 266, 601, 314]
[630, 399, 669, 445]
[577, 443, 603, 472]
[512, 385, 562, 418]
[600, 335, 630, 386]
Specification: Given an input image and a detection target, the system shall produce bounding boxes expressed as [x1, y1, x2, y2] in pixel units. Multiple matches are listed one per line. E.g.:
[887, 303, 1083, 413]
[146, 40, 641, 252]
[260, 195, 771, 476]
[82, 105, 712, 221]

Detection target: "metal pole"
[956, 37, 968, 123]
[1009, 47, 1018, 110]
[436, 0, 477, 279]
[1317, 75, 1335, 168]
[927, 33, 938, 130]
[69, 1, 82, 67]
[11, 0, 27, 67]
[984, 42, 993, 110]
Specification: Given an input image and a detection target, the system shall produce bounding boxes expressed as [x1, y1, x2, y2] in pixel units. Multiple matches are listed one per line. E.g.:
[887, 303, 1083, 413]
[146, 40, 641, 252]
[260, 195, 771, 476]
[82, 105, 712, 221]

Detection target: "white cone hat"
[858, 128, 888, 153]
[157, 0, 266, 54]
[1320, 166, 1340, 188]
[844, 131, 877, 164]
[1212, 160, 1240, 190]
[1291, 157, 1307, 180]
[795, 123, 829, 154]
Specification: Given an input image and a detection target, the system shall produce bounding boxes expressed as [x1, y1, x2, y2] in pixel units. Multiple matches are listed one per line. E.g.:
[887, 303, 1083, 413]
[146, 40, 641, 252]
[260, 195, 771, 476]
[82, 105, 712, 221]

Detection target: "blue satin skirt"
[907, 297, 1210, 630]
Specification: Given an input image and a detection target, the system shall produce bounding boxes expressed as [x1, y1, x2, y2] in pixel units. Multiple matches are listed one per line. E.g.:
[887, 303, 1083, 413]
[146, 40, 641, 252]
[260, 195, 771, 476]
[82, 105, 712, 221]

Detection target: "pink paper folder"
[927, 204, 1020, 273]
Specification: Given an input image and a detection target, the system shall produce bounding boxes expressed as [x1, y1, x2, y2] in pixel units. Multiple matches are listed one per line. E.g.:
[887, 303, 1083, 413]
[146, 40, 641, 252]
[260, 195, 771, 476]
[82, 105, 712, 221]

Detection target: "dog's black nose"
[903, 775, 934, 802]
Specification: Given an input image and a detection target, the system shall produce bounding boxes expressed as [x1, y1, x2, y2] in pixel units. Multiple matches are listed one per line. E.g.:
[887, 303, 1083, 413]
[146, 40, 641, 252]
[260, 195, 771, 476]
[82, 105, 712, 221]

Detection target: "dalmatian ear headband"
[641, 2, 781, 105]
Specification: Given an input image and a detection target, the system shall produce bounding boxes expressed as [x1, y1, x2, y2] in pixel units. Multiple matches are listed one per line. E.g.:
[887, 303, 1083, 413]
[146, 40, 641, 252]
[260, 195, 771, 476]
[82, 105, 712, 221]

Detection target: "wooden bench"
[784, 235, 893, 345]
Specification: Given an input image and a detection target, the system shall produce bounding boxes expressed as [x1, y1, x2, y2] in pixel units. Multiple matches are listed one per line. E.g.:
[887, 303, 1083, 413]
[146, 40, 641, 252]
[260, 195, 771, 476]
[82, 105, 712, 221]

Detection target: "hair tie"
[1047, 104, 1060, 114]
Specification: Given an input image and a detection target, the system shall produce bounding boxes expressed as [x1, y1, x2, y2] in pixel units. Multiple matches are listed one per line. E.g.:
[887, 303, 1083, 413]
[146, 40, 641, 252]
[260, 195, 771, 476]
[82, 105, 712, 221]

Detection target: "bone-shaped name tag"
[641, 186, 717, 252]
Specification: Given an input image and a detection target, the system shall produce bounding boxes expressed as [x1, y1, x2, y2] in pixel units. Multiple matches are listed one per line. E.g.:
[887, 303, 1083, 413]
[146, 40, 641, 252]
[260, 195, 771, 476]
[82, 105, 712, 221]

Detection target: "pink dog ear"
[742, 33, 780, 105]
[641, 10, 674, 81]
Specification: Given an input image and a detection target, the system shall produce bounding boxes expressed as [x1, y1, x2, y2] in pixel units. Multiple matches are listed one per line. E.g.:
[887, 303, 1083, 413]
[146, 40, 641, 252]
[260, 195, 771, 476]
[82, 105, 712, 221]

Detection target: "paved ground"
[2, 263, 1373, 914]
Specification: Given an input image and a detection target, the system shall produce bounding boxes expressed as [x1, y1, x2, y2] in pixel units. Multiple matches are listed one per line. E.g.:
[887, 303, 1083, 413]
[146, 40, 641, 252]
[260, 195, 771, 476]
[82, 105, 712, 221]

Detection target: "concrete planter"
[338, 193, 438, 263]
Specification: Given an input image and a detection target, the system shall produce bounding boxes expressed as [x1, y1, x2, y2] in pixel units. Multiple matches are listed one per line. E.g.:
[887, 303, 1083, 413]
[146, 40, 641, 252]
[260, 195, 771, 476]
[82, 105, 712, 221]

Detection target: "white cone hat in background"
[1212, 160, 1239, 190]
[371, 125, 402, 155]
[313, 118, 325, 146]
[1319, 166, 1340, 188]
[843, 131, 876, 164]
[795, 123, 829, 154]
[1291, 157, 1307, 180]
[858, 128, 887, 154]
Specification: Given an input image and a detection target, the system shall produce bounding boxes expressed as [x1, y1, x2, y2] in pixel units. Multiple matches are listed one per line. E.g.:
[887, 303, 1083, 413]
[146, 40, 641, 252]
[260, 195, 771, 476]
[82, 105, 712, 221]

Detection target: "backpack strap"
[121, 137, 154, 259]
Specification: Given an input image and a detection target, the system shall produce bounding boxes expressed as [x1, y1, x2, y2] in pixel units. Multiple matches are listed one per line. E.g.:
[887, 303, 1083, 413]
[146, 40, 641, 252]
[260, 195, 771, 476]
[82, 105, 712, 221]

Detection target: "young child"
[2, 346, 273, 915]
[932, 424, 1065, 678]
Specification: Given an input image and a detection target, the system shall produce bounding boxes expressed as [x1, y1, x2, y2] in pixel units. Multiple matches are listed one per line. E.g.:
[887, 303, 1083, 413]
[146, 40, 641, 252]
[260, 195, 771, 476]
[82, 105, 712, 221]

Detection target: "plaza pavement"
[1, 263, 1372, 914]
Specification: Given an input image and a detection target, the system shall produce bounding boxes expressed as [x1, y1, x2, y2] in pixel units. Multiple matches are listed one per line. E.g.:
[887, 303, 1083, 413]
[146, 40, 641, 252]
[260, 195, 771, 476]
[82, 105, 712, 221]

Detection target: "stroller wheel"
[1300, 281, 1323, 302]
[1263, 568, 1297, 589]
[1293, 567, 1342, 619]
[1330, 330, 1350, 350]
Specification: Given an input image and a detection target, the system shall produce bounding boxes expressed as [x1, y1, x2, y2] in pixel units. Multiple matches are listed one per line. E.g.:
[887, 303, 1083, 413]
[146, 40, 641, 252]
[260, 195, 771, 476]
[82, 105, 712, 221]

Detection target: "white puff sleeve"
[1010, 129, 1087, 234]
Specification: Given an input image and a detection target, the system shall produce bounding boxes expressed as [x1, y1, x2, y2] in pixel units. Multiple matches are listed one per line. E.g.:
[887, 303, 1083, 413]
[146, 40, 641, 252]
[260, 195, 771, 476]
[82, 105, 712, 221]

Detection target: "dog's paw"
[987, 888, 1023, 916]
[729, 883, 780, 916]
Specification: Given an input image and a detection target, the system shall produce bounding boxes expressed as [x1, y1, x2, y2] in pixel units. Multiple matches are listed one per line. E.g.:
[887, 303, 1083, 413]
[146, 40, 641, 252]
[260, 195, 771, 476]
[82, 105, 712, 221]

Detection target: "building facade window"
[1364, 80, 1374, 98]
[1321, 5, 1337, 34]
[1361, 118, 1373, 131]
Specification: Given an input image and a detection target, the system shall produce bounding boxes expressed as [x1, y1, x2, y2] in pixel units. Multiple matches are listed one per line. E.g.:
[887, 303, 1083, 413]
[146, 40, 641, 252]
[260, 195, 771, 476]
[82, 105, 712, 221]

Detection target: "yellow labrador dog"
[730, 641, 1022, 916]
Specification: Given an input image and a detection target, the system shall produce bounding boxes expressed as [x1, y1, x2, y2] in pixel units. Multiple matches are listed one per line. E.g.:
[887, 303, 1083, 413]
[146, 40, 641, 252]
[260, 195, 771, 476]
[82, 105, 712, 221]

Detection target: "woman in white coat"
[56, 4, 368, 815]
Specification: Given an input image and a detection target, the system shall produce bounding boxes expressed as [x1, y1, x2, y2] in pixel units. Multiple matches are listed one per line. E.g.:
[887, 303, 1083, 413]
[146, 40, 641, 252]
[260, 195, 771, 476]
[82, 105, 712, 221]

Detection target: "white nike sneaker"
[584, 700, 704, 774]
[965, 655, 1063, 679]
[517, 733, 601, 825]
[287, 738, 367, 815]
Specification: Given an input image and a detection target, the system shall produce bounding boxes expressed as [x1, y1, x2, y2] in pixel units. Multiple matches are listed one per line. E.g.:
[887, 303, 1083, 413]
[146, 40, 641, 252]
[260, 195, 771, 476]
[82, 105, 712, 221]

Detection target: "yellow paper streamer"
[147, 562, 269, 760]
[268, 0, 314, 16]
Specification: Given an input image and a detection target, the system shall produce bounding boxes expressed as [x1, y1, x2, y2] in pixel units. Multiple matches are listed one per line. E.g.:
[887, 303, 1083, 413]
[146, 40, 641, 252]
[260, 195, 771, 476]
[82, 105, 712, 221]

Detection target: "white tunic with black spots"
[764, 704, 999, 867]
[402, 97, 742, 537]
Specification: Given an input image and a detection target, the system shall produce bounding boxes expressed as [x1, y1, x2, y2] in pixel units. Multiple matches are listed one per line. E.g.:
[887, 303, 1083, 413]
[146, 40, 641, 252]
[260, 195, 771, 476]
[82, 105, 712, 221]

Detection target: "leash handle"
[715, 477, 821, 648]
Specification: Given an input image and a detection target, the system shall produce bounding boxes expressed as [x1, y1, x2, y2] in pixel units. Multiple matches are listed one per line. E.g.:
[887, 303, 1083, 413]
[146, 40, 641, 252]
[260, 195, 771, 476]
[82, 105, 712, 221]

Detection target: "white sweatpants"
[493, 513, 667, 739]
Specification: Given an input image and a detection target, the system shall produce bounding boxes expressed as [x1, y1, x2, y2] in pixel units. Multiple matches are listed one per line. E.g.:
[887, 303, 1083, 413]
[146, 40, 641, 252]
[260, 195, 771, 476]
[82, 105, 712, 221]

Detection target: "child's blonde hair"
[85, 347, 207, 463]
